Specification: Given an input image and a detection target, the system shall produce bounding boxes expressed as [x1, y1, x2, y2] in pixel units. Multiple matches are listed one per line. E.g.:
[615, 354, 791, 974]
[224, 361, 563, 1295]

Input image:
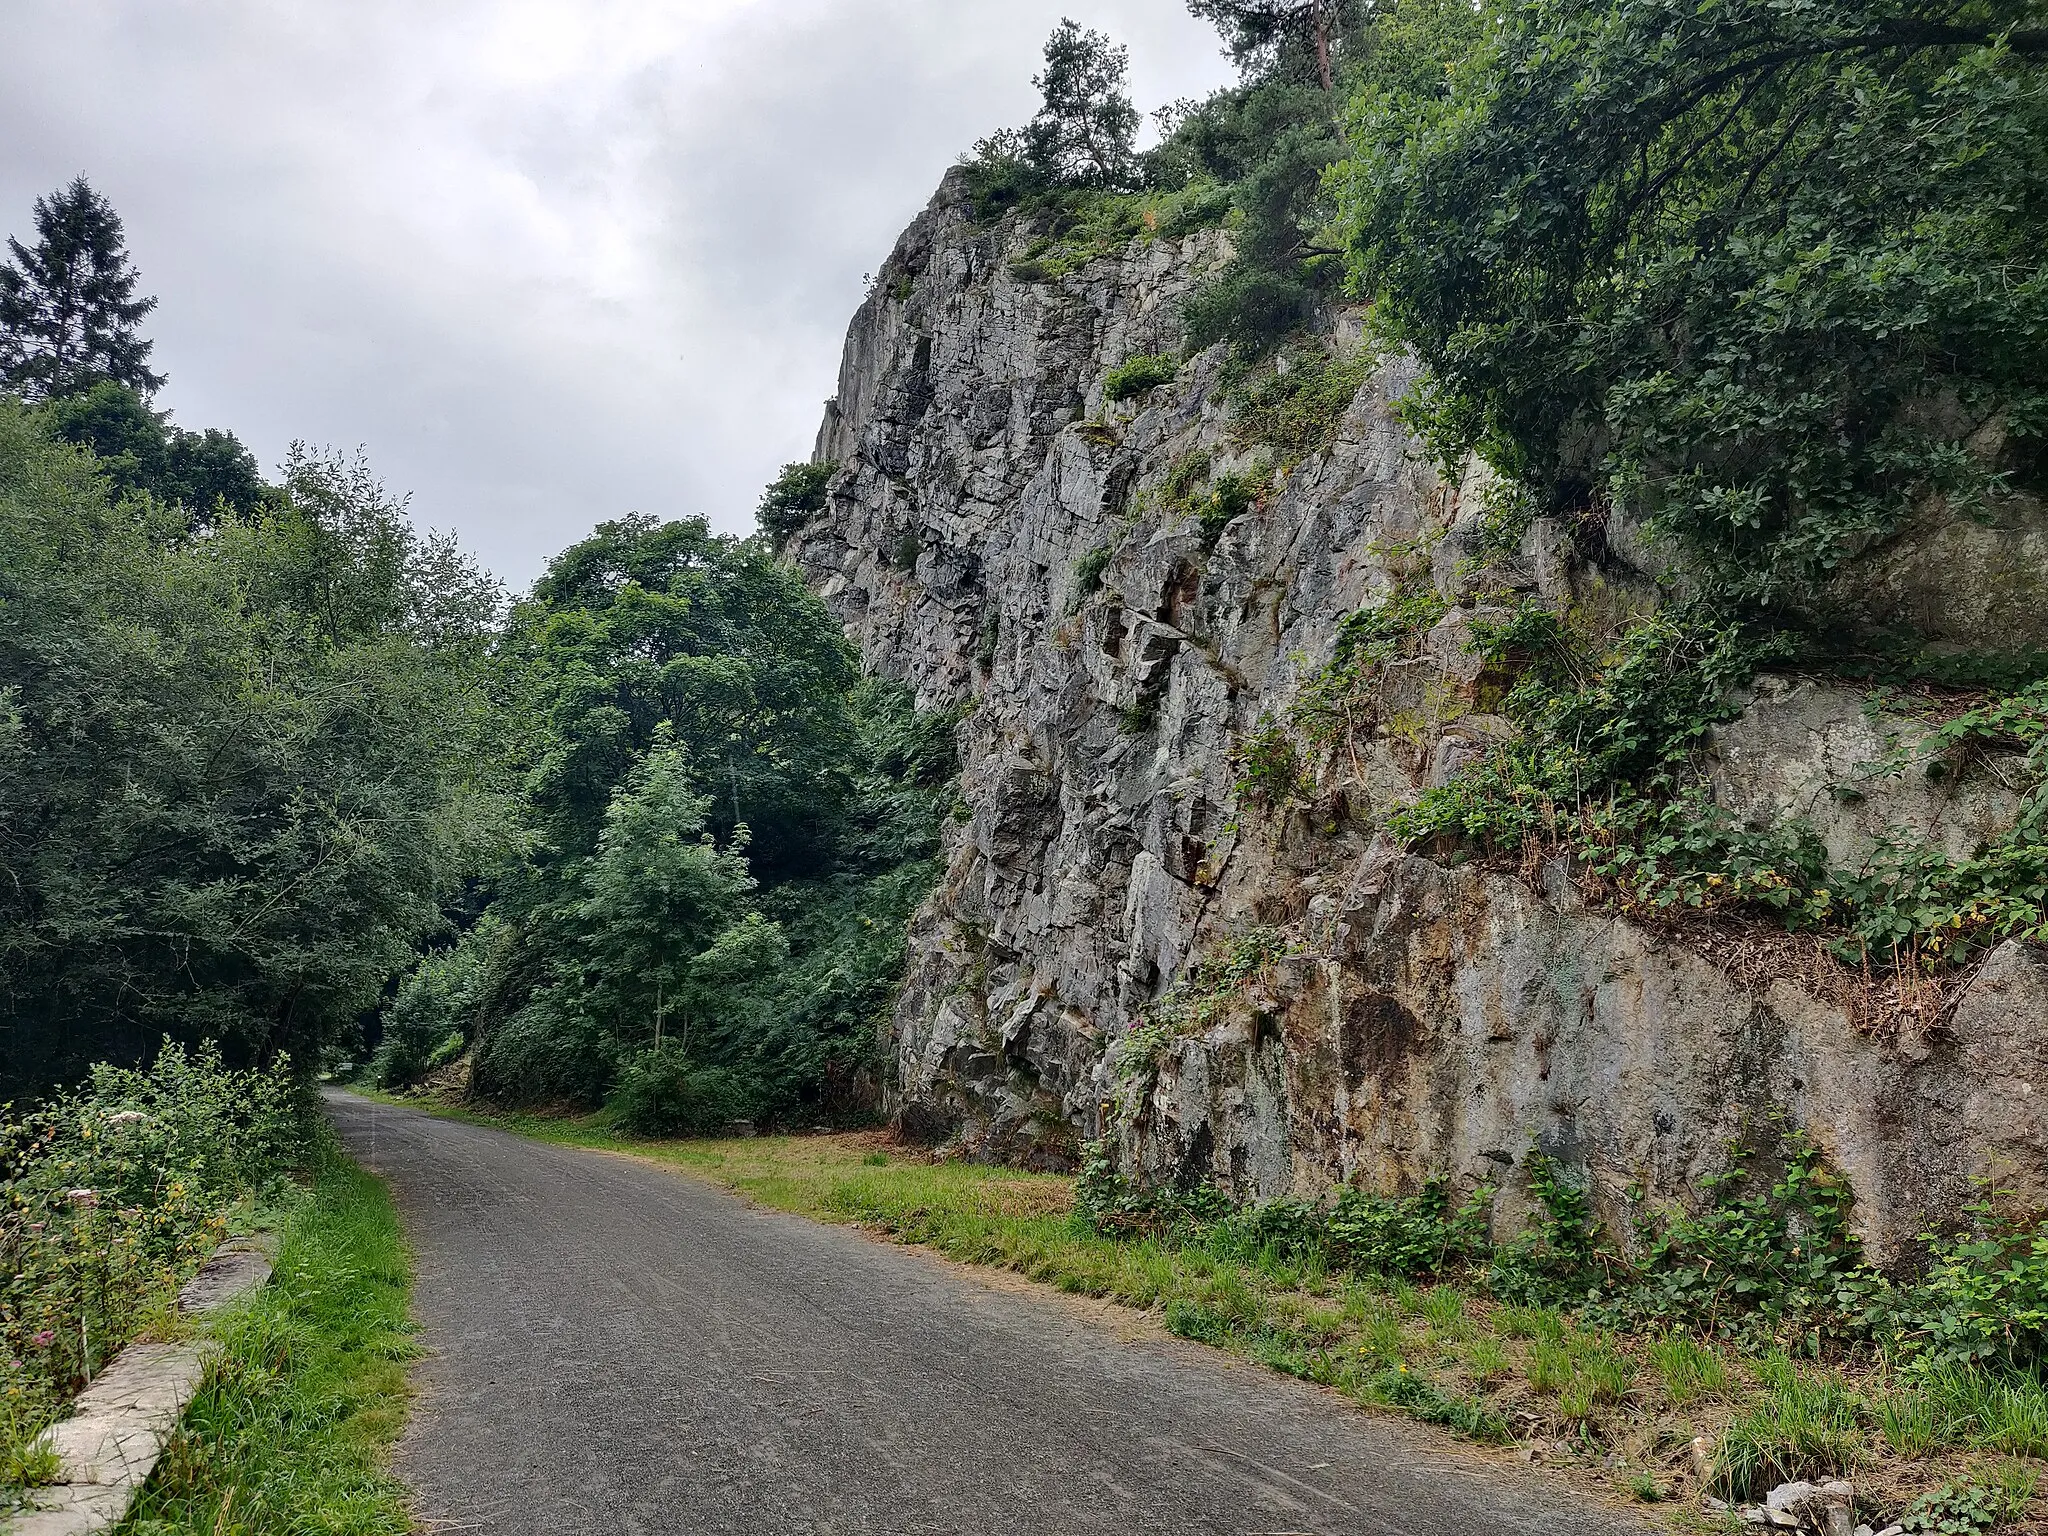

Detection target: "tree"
[0, 177, 163, 401]
[757, 460, 836, 540]
[42, 381, 266, 524]
[1339, 0, 2048, 610]
[1190, 0, 1364, 90]
[1024, 19, 1141, 189]
[0, 402, 509, 1096]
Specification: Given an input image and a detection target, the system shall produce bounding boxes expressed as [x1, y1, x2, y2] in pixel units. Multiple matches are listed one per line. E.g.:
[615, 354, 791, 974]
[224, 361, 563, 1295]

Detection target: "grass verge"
[119, 1142, 416, 1536]
[365, 1093, 2048, 1533]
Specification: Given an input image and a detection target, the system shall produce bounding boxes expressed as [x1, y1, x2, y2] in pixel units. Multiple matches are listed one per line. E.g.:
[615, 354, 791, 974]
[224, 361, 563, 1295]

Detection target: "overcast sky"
[0, 2, 1237, 589]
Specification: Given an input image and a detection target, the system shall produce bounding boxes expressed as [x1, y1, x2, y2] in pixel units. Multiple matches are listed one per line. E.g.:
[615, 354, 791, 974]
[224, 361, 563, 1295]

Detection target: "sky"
[0, 2, 1238, 590]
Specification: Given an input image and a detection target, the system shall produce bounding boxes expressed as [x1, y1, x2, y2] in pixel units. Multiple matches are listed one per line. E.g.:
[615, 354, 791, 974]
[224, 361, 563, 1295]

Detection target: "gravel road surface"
[329, 1090, 1651, 1536]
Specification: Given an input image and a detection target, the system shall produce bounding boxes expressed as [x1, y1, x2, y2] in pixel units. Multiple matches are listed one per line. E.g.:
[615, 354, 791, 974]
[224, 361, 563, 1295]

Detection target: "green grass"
[119, 1145, 415, 1535]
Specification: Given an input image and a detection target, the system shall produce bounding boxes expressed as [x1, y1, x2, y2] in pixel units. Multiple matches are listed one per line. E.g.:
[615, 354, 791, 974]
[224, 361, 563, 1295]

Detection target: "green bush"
[1183, 265, 1318, 358]
[1069, 545, 1113, 610]
[1198, 471, 1261, 549]
[1, 1044, 302, 1477]
[1328, 1179, 1492, 1277]
[1103, 353, 1178, 402]
[1228, 346, 1374, 464]
[1073, 1142, 1231, 1238]
[1895, 1203, 2048, 1376]
[756, 461, 837, 539]
[610, 1047, 751, 1137]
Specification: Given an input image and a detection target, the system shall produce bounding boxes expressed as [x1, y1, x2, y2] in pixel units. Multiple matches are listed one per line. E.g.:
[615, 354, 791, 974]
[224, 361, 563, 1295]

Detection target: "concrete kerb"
[4, 1238, 276, 1536]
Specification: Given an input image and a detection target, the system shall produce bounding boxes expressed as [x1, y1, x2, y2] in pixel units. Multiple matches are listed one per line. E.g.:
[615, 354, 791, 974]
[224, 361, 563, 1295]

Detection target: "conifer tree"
[1024, 20, 1141, 189]
[0, 176, 163, 400]
[1190, 0, 1353, 89]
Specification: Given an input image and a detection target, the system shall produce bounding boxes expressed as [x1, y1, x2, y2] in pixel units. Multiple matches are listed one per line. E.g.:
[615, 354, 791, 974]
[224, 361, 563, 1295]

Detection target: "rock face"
[784, 169, 2048, 1264]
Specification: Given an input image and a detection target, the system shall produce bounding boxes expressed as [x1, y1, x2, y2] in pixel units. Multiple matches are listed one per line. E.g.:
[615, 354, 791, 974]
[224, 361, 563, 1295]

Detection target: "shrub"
[1327, 1179, 1491, 1277]
[0, 1044, 302, 1474]
[1894, 1201, 2048, 1375]
[1183, 265, 1317, 358]
[610, 1046, 750, 1137]
[1103, 353, 1178, 402]
[1229, 346, 1373, 464]
[1073, 1141, 1230, 1238]
[756, 461, 837, 540]
[1199, 471, 1261, 549]
[1070, 544, 1113, 609]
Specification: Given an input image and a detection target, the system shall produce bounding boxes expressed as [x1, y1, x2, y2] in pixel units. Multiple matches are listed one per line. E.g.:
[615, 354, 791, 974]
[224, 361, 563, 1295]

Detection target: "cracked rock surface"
[786, 169, 2048, 1258]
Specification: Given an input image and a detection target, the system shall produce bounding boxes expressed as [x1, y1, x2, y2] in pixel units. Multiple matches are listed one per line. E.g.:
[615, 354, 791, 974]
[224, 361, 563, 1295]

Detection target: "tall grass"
[122, 1147, 415, 1535]
[1716, 1355, 1864, 1500]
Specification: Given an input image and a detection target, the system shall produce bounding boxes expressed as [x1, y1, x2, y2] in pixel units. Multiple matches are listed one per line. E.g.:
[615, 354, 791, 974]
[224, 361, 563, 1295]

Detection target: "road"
[328, 1091, 1651, 1536]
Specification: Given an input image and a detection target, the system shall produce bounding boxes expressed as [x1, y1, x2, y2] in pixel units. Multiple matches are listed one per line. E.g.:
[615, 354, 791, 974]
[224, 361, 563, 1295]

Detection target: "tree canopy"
[1024, 19, 1142, 189]
[378, 512, 958, 1128]
[0, 177, 163, 401]
[1339, 0, 2048, 612]
[0, 406, 506, 1096]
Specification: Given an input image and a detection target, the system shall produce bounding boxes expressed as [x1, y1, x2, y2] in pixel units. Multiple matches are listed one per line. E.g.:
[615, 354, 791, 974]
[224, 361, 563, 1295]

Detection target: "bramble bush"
[1, 1043, 302, 1484]
[1078, 1117, 2048, 1388]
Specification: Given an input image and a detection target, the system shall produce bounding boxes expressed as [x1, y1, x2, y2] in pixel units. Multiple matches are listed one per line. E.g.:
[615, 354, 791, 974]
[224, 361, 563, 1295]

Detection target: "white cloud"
[0, 1, 1235, 587]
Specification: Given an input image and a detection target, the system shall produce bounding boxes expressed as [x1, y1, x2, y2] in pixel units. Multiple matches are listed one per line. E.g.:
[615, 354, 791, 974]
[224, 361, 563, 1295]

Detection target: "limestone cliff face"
[785, 169, 2048, 1265]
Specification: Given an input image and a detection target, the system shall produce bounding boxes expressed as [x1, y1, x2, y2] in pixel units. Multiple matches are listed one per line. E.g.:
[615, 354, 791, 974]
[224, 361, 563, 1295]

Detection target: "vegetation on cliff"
[962, 0, 2048, 988]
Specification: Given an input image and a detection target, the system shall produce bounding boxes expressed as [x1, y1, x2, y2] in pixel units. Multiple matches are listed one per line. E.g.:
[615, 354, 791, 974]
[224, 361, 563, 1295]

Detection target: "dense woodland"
[0, 180, 953, 1126]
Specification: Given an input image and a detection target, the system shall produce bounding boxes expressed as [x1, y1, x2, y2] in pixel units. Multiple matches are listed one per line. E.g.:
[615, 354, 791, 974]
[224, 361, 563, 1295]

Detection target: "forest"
[0, 179, 954, 1131]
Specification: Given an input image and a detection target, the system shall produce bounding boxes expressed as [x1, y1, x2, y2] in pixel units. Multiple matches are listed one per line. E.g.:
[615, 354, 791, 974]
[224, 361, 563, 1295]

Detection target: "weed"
[1328, 1179, 1492, 1278]
[1574, 1336, 1635, 1404]
[1528, 1339, 1573, 1396]
[123, 1145, 414, 1533]
[1714, 1355, 1863, 1500]
[1900, 1479, 2005, 1534]
[1228, 345, 1375, 466]
[0, 1044, 302, 1474]
[1876, 1382, 1948, 1458]
[1497, 1305, 1566, 1343]
[1627, 1472, 1665, 1502]
[1358, 1311, 1407, 1363]
[1199, 472, 1261, 549]
[1420, 1285, 1467, 1335]
[0, 1440, 58, 1491]
[1466, 1336, 1510, 1384]
[1104, 353, 1178, 402]
[1069, 545, 1113, 610]
[1651, 1333, 1731, 1406]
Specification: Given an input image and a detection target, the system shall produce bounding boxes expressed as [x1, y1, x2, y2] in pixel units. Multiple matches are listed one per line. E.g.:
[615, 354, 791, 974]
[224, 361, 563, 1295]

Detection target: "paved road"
[329, 1092, 1650, 1536]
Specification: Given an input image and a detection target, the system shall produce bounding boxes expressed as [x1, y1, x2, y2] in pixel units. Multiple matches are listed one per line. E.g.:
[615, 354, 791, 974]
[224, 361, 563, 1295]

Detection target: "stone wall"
[783, 169, 2048, 1266]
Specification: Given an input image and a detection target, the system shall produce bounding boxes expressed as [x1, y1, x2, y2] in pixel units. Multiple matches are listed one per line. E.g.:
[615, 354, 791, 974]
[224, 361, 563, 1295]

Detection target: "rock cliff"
[783, 168, 2048, 1266]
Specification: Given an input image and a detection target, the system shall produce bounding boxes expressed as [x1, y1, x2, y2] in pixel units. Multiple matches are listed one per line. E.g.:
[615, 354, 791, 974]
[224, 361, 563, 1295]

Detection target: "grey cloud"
[0, 1, 1235, 587]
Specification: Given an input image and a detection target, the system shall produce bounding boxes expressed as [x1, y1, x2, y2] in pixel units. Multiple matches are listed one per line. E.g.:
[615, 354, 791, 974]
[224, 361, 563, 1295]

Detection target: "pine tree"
[0, 177, 163, 401]
[1189, 0, 1352, 89]
[1023, 20, 1141, 190]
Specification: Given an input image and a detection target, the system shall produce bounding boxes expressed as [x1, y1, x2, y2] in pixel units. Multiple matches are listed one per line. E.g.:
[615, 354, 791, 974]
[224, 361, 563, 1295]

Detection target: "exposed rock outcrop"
[784, 169, 2048, 1265]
